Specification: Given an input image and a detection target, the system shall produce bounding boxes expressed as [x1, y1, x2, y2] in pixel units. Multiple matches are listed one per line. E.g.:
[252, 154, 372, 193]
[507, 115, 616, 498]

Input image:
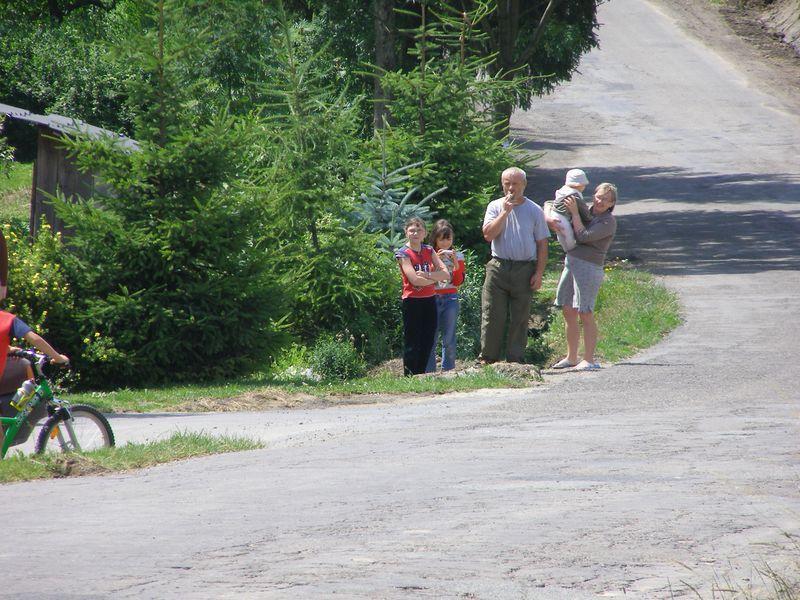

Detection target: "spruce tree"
[48, 0, 288, 388]
[254, 0, 400, 347]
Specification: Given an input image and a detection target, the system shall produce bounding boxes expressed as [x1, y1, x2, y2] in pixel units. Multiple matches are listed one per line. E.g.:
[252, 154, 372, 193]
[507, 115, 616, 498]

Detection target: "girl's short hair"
[404, 216, 426, 231]
[595, 183, 618, 212]
[429, 219, 453, 246]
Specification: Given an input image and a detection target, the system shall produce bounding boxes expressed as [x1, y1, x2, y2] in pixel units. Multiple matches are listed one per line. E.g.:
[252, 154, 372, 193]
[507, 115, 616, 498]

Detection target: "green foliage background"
[0, 0, 604, 388]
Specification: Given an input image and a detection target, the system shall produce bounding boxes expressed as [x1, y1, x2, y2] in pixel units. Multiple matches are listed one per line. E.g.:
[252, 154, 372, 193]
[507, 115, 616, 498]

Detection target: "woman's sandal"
[551, 358, 576, 369]
[573, 360, 601, 372]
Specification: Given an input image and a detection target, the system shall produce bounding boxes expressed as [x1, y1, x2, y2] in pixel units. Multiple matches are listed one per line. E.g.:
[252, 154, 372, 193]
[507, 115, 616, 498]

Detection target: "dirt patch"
[738, 0, 800, 53]
[44, 454, 110, 478]
[369, 357, 543, 381]
[478, 361, 543, 381]
[169, 360, 543, 413]
[718, 0, 800, 58]
[173, 390, 321, 412]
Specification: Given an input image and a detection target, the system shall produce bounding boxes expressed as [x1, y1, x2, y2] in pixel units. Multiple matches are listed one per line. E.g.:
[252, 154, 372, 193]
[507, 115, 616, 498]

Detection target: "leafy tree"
[43, 0, 289, 388]
[0, 0, 279, 158]
[473, 0, 601, 136]
[0, 4, 138, 157]
[0, 120, 13, 175]
[286, 1, 600, 136]
[1, 0, 119, 23]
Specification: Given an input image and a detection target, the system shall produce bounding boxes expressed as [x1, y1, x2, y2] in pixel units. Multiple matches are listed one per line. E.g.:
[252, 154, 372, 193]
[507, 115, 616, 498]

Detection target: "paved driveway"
[4, 0, 800, 598]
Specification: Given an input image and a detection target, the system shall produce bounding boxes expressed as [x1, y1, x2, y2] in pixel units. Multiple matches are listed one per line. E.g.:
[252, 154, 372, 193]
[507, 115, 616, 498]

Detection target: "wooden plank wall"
[29, 127, 94, 239]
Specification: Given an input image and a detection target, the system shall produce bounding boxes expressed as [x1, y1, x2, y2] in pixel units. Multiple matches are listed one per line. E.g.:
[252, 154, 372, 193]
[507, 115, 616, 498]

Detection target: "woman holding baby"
[545, 181, 618, 372]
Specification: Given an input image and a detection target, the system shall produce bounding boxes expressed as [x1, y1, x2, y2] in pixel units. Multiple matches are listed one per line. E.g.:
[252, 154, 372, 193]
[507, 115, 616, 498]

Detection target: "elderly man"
[480, 167, 550, 364]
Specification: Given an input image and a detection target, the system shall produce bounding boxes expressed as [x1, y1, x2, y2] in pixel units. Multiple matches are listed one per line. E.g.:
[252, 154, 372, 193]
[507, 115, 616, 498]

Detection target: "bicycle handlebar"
[7, 349, 68, 378]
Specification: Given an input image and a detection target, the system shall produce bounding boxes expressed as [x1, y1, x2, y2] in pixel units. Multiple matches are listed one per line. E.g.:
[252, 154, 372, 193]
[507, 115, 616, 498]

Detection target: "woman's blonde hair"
[595, 183, 618, 211]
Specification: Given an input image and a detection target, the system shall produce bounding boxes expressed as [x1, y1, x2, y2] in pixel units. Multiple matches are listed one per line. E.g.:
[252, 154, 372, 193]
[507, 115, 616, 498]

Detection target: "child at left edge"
[0, 310, 70, 384]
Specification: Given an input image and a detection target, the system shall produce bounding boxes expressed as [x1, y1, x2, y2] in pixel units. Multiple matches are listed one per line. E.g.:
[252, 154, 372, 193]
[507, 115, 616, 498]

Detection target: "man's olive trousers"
[480, 257, 537, 363]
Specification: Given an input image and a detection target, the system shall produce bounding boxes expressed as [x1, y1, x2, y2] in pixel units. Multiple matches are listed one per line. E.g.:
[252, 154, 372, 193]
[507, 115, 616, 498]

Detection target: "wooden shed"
[0, 103, 138, 238]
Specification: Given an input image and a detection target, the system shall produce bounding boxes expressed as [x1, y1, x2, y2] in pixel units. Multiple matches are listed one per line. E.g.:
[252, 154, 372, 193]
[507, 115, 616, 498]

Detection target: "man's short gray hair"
[501, 167, 527, 182]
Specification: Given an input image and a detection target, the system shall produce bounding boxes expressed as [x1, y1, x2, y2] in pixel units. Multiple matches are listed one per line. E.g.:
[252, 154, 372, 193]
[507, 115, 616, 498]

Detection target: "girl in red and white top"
[394, 217, 450, 376]
[426, 219, 466, 372]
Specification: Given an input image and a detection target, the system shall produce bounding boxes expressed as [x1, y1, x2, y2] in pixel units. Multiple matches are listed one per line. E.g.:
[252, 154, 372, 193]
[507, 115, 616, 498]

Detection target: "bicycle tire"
[35, 404, 115, 454]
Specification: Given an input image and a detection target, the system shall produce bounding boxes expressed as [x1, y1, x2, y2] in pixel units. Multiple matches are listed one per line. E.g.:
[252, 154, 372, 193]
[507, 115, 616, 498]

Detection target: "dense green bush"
[274, 226, 403, 365]
[0, 121, 13, 174]
[252, 2, 405, 365]
[364, 7, 532, 252]
[455, 249, 483, 360]
[310, 335, 366, 381]
[377, 59, 525, 252]
[4, 223, 76, 341]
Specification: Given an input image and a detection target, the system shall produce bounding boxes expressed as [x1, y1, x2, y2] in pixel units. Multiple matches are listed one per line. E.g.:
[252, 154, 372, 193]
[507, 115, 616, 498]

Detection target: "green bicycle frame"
[0, 379, 52, 459]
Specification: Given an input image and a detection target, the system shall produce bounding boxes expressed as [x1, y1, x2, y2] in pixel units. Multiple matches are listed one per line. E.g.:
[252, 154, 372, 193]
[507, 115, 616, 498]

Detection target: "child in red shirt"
[394, 218, 449, 376]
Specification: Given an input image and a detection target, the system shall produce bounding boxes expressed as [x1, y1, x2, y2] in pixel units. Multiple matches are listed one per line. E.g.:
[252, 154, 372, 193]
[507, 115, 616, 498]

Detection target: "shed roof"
[0, 102, 139, 151]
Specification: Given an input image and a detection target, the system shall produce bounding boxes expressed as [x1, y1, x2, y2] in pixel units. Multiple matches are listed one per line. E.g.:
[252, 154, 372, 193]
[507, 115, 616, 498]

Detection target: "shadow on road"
[522, 164, 800, 205]
[515, 164, 800, 275]
[613, 208, 800, 275]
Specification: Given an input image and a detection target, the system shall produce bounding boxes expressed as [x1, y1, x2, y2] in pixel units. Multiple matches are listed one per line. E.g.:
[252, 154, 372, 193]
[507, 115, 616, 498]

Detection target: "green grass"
[540, 260, 682, 364]
[0, 161, 32, 222]
[64, 368, 524, 413]
[311, 369, 525, 395]
[0, 431, 263, 483]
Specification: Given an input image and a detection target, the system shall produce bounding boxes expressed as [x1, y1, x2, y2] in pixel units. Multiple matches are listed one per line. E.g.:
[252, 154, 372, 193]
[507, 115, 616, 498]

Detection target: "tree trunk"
[487, 0, 562, 140]
[490, 0, 519, 139]
[492, 93, 514, 141]
[373, 0, 397, 130]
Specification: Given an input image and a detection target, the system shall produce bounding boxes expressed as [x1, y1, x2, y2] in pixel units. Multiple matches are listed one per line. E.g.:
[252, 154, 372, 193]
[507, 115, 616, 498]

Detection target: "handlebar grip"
[7, 349, 38, 361]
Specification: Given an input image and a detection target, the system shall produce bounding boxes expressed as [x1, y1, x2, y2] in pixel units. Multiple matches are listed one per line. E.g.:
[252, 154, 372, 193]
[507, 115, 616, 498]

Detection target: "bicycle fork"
[52, 416, 81, 452]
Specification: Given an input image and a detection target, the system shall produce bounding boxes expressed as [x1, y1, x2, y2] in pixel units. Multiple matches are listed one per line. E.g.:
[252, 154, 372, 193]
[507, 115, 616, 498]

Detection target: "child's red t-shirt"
[0, 311, 17, 380]
[395, 244, 436, 300]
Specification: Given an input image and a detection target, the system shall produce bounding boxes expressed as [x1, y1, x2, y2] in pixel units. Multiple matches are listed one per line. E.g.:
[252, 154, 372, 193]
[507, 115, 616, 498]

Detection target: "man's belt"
[492, 256, 535, 264]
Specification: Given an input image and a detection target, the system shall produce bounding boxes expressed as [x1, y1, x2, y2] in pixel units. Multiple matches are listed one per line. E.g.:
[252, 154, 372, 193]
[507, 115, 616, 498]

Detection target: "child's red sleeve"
[451, 256, 466, 287]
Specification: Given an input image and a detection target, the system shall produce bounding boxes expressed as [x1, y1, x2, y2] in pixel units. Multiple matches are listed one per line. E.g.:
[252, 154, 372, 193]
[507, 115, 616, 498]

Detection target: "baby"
[548, 168, 592, 252]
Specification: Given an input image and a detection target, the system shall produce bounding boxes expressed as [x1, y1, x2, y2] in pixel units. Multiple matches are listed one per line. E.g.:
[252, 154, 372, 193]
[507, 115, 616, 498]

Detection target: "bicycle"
[0, 349, 114, 458]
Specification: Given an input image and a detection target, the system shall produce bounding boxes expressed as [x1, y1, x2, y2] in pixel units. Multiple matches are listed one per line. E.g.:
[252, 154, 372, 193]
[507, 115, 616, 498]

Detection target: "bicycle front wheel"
[35, 404, 115, 454]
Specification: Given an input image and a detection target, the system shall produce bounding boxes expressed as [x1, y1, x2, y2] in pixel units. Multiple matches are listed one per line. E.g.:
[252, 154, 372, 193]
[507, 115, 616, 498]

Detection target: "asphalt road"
[4, 0, 800, 598]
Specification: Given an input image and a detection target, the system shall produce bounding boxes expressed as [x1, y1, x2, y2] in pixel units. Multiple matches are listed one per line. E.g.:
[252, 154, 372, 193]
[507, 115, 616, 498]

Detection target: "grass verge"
[0, 431, 263, 484]
[64, 368, 524, 413]
[0, 161, 32, 222]
[540, 259, 682, 364]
